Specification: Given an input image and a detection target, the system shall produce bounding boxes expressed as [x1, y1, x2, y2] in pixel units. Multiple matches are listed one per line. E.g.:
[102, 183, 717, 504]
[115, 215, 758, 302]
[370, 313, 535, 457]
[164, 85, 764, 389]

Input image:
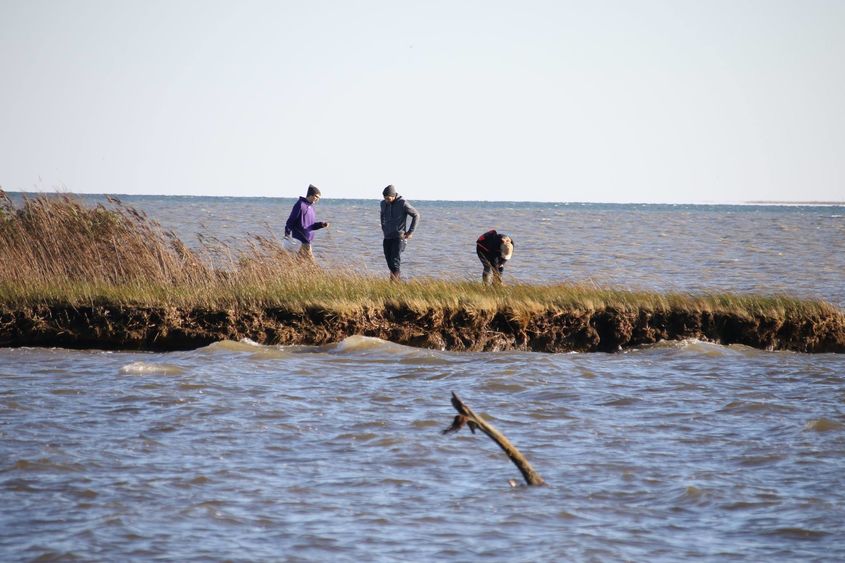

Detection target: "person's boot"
[390, 271, 401, 282]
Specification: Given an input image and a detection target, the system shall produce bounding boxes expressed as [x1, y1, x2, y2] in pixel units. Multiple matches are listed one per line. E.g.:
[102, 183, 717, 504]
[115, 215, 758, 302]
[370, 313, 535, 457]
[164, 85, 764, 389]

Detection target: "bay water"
[1, 197, 843, 561]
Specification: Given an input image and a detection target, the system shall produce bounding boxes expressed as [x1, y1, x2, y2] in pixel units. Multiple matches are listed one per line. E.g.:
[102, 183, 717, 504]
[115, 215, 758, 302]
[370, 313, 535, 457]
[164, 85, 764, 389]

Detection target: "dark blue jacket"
[380, 195, 420, 239]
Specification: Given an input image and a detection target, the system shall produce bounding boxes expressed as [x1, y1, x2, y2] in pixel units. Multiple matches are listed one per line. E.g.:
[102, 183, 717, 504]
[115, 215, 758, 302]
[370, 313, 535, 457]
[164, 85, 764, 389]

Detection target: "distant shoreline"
[744, 200, 845, 206]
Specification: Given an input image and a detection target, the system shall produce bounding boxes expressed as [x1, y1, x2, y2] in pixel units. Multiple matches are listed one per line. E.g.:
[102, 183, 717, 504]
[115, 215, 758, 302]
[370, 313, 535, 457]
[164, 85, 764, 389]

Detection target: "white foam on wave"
[205, 339, 261, 352]
[642, 338, 747, 357]
[203, 339, 292, 359]
[329, 335, 406, 354]
[203, 335, 434, 358]
[119, 361, 185, 376]
[644, 338, 709, 350]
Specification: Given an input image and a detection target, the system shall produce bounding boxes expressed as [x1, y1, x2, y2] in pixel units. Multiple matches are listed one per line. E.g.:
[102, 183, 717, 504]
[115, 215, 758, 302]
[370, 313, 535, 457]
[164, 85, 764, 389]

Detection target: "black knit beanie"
[382, 185, 397, 197]
[307, 184, 321, 197]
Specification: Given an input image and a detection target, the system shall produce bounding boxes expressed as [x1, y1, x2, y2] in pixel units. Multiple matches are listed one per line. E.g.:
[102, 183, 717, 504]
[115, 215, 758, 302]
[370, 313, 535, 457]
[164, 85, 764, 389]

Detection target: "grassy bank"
[1, 191, 843, 352]
[1, 276, 837, 320]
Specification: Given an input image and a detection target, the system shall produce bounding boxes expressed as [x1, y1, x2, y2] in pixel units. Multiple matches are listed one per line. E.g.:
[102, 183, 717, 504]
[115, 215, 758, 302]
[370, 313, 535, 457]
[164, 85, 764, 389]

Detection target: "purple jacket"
[285, 197, 326, 243]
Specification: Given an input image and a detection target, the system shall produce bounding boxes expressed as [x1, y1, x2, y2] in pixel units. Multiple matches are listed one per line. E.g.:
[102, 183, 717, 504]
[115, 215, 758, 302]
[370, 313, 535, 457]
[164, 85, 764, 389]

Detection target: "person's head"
[382, 184, 397, 203]
[306, 184, 321, 204]
[500, 235, 513, 260]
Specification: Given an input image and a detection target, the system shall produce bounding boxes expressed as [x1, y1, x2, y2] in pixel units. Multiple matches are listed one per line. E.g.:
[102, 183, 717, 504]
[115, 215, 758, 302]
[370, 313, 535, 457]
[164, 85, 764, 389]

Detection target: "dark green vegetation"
[1, 191, 843, 352]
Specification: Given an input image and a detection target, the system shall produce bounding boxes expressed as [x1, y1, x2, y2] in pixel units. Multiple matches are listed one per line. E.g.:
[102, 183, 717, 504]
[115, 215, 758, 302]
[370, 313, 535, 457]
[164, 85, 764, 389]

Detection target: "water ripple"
[2, 318, 845, 561]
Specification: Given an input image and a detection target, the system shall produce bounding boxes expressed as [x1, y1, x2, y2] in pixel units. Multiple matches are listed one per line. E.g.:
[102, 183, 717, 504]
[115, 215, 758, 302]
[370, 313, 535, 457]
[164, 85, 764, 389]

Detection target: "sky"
[1, 0, 843, 203]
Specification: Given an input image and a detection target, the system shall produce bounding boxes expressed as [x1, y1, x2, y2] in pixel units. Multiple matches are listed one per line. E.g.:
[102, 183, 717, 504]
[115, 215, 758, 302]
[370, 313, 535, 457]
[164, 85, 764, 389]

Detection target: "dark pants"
[383, 238, 405, 276]
[477, 248, 503, 285]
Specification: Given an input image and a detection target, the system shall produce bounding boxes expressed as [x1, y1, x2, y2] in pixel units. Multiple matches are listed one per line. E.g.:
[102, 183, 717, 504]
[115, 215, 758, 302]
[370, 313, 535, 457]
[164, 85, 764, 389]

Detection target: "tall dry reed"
[0, 191, 311, 305]
[0, 191, 208, 285]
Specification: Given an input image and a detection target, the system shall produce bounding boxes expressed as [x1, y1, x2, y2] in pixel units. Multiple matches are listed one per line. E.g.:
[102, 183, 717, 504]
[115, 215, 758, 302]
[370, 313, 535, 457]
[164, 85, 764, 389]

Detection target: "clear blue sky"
[1, 0, 843, 202]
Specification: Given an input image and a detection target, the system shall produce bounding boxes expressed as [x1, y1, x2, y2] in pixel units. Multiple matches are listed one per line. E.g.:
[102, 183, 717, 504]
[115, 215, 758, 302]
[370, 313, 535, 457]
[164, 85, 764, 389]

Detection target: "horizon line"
[2, 189, 843, 207]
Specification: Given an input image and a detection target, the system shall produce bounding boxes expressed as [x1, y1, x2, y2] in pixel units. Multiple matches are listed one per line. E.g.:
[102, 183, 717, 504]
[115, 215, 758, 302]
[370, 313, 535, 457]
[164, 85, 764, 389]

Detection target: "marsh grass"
[0, 191, 836, 318]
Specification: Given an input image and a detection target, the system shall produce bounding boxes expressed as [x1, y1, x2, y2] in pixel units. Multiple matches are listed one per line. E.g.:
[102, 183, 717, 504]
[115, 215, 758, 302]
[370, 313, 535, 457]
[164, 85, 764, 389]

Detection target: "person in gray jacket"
[380, 185, 420, 281]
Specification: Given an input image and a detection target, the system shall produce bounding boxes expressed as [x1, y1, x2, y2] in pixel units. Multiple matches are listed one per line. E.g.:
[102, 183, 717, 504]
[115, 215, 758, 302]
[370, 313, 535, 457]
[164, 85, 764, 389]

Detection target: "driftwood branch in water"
[443, 391, 546, 486]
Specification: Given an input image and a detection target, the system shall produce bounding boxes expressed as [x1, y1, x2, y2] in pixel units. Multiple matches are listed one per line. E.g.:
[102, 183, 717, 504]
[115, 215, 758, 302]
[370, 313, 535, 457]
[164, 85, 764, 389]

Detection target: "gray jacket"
[380, 195, 420, 239]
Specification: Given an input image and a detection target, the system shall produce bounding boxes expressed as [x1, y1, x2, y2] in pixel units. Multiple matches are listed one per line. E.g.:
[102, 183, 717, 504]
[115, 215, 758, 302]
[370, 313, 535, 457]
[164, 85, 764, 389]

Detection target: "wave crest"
[326, 335, 410, 354]
[119, 361, 185, 375]
[804, 418, 843, 432]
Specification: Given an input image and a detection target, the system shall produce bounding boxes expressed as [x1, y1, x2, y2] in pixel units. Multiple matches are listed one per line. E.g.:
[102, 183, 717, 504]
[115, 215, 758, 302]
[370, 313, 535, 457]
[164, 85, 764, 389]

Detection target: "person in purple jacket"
[284, 184, 330, 261]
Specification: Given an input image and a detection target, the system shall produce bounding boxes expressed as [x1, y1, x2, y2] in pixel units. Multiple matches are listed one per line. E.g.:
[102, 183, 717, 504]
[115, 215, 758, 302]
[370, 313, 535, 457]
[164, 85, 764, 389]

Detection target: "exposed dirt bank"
[2, 304, 844, 353]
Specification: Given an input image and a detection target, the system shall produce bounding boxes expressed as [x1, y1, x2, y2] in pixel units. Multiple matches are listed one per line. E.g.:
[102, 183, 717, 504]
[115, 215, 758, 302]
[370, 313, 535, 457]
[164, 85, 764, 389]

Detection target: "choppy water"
[1, 196, 844, 561]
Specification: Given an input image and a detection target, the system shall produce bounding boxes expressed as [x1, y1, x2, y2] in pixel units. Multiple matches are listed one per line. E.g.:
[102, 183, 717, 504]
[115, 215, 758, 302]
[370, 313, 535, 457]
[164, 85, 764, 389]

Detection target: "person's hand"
[322, 222, 330, 228]
[404, 232, 413, 240]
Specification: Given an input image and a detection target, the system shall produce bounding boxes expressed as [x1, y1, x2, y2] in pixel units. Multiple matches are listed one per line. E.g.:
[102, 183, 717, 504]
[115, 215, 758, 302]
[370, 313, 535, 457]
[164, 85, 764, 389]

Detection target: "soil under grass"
[2, 191, 843, 353]
[2, 284, 844, 353]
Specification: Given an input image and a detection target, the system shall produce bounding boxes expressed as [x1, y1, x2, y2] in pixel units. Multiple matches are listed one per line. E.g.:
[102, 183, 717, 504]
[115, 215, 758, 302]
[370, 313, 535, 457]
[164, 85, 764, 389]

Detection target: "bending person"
[476, 230, 514, 285]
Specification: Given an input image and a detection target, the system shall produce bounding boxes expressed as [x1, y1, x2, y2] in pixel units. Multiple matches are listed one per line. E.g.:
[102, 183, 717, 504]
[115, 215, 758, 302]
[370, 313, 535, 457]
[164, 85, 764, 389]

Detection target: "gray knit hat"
[382, 185, 397, 197]
[307, 184, 321, 197]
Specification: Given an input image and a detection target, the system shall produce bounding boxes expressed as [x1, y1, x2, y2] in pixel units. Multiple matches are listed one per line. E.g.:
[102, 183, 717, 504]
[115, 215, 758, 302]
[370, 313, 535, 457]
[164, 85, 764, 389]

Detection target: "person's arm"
[300, 206, 328, 232]
[303, 213, 329, 231]
[404, 201, 420, 236]
[284, 202, 299, 238]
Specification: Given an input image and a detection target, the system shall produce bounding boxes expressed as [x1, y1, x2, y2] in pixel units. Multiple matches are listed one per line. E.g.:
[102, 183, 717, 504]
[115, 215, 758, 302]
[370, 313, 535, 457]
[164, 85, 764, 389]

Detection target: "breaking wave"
[118, 361, 185, 375]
